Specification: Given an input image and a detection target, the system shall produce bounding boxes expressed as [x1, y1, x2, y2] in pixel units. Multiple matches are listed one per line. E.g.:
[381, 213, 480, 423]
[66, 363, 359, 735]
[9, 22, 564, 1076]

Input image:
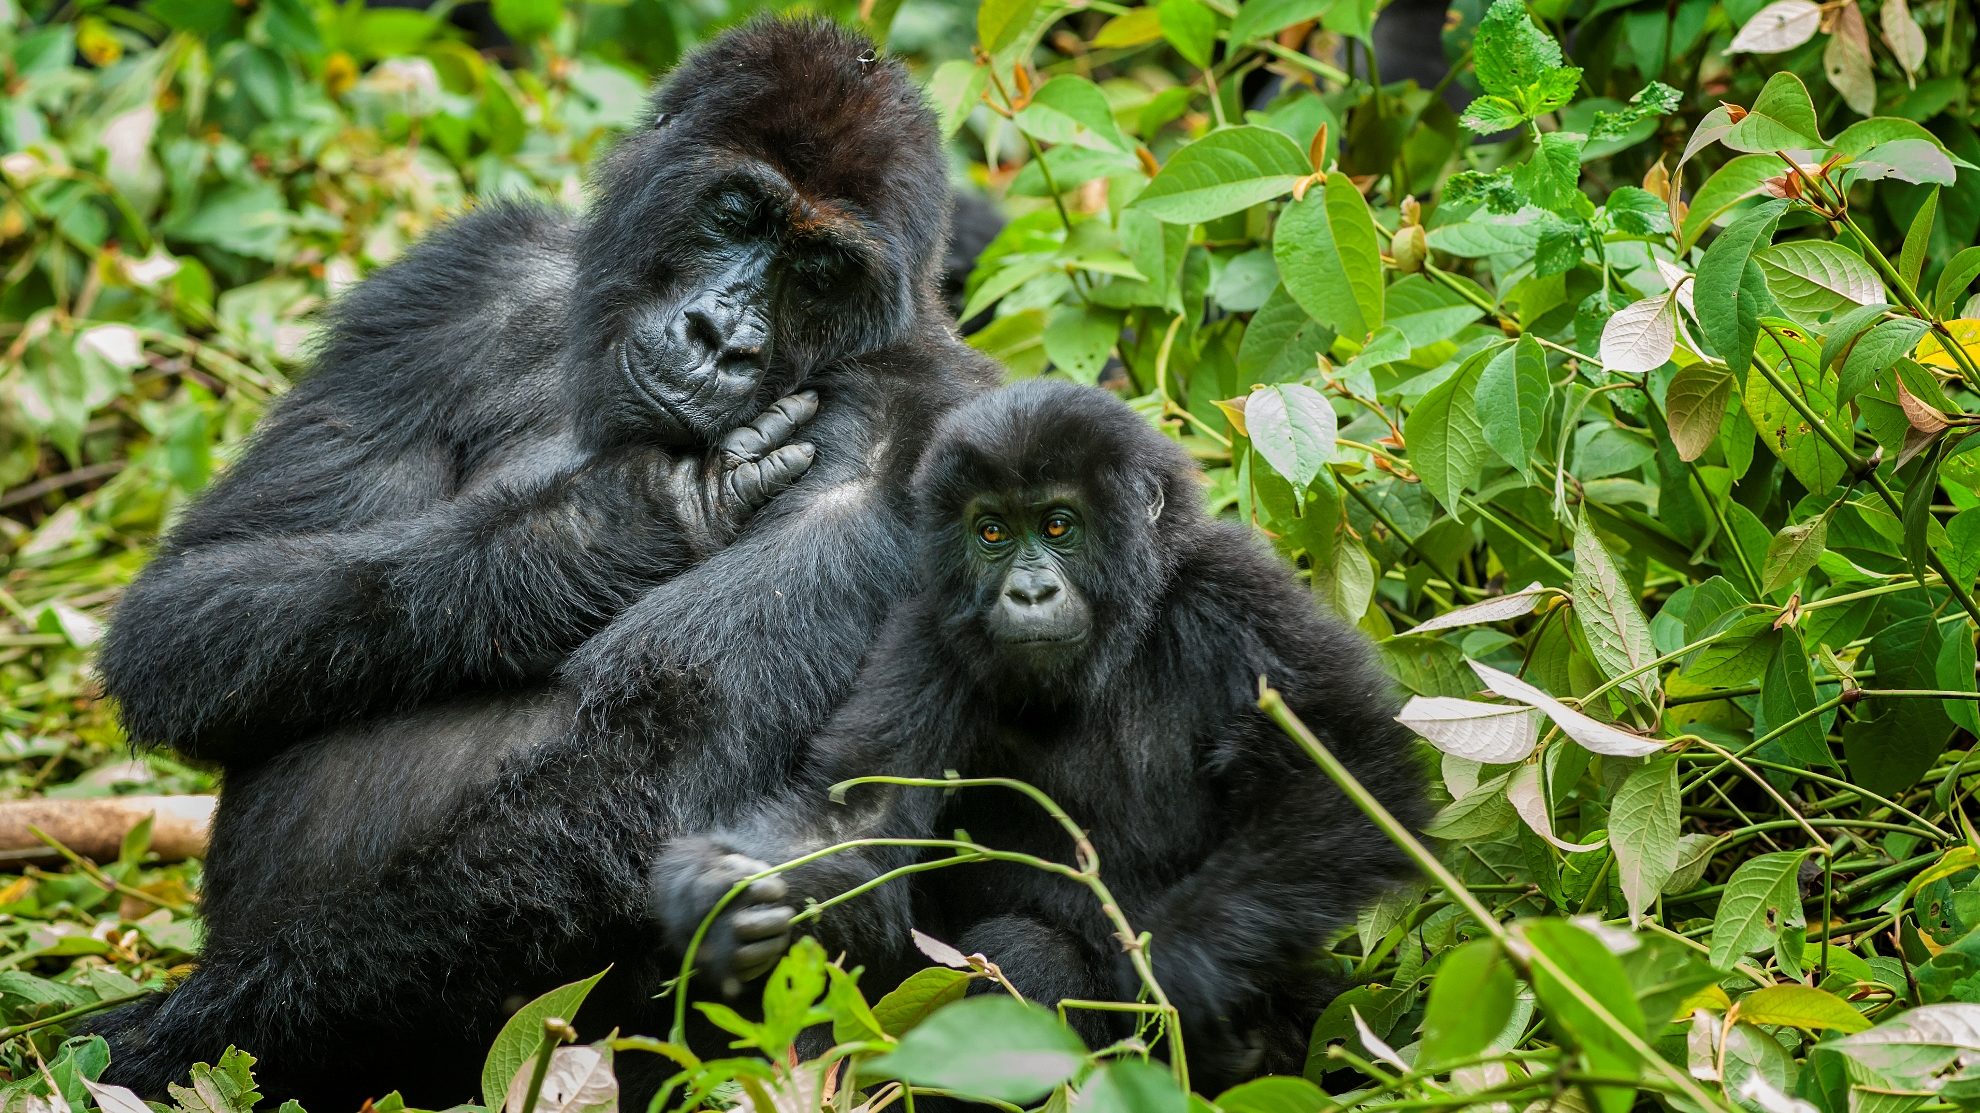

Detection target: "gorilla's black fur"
[93, 17, 999, 1105]
[95, 15, 966, 763]
[657, 380, 1426, 1090]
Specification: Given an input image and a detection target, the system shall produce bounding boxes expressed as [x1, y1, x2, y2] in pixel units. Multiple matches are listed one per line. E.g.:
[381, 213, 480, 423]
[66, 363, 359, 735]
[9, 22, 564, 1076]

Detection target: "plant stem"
[1258, 687, 1740, 1113]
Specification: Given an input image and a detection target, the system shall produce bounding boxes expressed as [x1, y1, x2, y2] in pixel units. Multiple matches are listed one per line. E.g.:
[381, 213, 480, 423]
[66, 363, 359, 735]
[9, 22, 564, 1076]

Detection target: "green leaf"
[1745, 320, 1847, 492]
[1762, 513, 1829, 593]
[1075, 1059, 1187, 1113]
[481, 970, 607, 1110]
[1900, 188, 1938, 292]
[1460, 95, 1526, 135]
[1404, 346, 1496, 515]
[979, 0, 1043, 53]
[1477, 335, 1549, 481]
[1228, 0, 1331, 45]
[1213, 1076, 1329, 1113]
[1681, 613, 1779, 686]
[1093, 7, 1165, 47]
[866, 996, 1087, 1104]
[1420, 940, 1517, 1066]
[927, 60, 989, 138]
[1274, 172, 1384, 343]
[1043, 304, 1122, 379]
[1755, 241, 1886, 317]
[1237, 285, 1336, 383]
[1902, 442, 1945, 584]
[1678, 154, 1780, 252]
[1014, 76, 1129, 152]
[1738, 985, 1871, 1032]
[1830, 1004, 1980, 1092]
[1158, 0, 1219, 68]
[1721, 72, 1825, 152]
[867, 967, 973, 1038]
[1936, 247, 1980, 314]
[1695, 199, 1788, 376]
[1424, 770, 1517, 839]
[1826, 307, 1910, 404]
[1521, 919, 1643, 1113]
[1664, 362, 1735, 462]
[1247, 384, 1338, 491]
[489, 0, 558, 40]
[1472, 0, 1565, 100]
[1572, 512, 1660, 705]
[1611, 756, 1681, 926]
[1512, 132, 1586, 213]
[1709, 849, 1808, 969]
[1133, 126, 1311, 224]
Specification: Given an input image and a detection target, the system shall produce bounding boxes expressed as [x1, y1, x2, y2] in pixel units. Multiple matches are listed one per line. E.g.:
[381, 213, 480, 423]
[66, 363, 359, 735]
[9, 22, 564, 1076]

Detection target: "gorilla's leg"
[955, 914, 1120, 1051]
[96, 716, 674, 1107]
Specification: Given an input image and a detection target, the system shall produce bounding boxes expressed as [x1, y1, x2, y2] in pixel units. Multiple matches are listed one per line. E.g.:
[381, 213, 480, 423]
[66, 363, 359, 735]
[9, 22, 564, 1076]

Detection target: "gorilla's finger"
[729, 904, 795, 941]
[745, 873, 789, 905]
[728, 444, 815, 512]
[732, 934, 794, 982]
[722, 391, 819, 461]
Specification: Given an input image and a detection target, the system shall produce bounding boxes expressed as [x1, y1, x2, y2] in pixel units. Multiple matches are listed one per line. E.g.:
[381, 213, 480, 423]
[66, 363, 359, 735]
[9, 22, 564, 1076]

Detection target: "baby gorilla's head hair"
[910, 380, 1206, 700]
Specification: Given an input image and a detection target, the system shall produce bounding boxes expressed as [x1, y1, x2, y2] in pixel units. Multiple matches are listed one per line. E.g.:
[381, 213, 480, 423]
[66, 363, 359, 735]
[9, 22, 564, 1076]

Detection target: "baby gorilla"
[657, 379, 1425, 1087]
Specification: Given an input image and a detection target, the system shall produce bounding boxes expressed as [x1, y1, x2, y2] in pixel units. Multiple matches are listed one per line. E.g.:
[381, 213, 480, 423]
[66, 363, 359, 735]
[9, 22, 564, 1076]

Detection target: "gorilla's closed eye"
[654, 112, 673, 129]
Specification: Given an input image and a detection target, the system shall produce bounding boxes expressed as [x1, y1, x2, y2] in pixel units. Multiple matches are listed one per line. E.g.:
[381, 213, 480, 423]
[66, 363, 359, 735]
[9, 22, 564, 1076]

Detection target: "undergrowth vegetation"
[6, 0, 1980, 1110]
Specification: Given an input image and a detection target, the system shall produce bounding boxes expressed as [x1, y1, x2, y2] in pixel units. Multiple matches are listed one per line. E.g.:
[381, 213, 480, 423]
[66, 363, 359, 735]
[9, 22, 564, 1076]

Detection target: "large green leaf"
[1420, 940, 1518, 1067]
[1610, 757, 1681, 926]
[1755, 240, 1886, 317]
[1132, 126, 1310, 224]
[1476, 335, 1549, 480]
[1743, 319, 1847, 492]
[1274, 172, 1385, 344]
[1695, 199, 1788, 376]
[1708, 850, 1808, 969]
[481, 971, 608, 1111]
[865, 996, 1087, 1104]
[1572, 512, 1660, 705]
[1404, 346, 1496, 515]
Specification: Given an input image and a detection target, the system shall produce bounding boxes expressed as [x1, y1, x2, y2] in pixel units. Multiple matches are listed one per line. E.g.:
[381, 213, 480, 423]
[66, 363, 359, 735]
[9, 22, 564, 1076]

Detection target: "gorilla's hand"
[652, 836, 796, 997]
[667, 391, 818, 558]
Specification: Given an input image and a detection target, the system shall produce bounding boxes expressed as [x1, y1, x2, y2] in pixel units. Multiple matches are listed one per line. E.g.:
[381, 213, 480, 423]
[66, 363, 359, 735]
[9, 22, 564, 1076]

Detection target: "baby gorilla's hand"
[651, 836, 796, 997]
[665, 391, 818, 558]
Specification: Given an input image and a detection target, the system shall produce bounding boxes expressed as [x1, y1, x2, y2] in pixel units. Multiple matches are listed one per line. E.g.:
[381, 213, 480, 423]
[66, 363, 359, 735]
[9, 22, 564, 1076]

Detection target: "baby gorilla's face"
[963, 488, 1095, 669]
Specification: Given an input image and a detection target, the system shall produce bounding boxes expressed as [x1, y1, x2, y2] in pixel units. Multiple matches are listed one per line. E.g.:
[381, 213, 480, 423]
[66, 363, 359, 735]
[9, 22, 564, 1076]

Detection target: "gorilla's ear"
[1143, 478, 1166, 524]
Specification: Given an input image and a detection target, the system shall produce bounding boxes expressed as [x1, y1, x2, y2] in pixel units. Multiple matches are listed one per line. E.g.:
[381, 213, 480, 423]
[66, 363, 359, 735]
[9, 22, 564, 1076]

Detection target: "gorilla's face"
[965, 490, 1096, 667]
[614, 156, 911, 444]
[573, 16, 948, 451]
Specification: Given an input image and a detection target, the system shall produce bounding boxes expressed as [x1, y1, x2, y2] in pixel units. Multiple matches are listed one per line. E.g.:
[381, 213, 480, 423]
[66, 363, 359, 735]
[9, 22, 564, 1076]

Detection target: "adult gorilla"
[94, 17, 999, 1106]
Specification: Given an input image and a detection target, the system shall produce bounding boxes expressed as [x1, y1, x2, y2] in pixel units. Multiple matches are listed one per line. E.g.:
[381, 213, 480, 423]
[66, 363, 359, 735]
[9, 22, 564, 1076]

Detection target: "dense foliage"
[7, 0, 1980, 1110]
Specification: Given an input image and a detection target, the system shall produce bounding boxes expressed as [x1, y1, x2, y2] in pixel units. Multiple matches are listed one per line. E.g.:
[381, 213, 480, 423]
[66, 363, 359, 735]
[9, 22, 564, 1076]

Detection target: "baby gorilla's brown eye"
[1043, 513, 1072, 539]
[978, 522, 1006, 544]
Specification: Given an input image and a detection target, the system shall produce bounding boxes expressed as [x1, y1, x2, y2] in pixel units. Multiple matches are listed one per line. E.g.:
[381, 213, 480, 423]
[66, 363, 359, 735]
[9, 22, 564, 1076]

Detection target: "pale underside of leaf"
[1397, 695, 1542, 763]
[1508, 762, 1604, 852]
[1468, 660, 1665, 756]
[1404, 582, 1551, 633]
[1600, 292, 1678, 374]
[1726, 0, 1822, 54]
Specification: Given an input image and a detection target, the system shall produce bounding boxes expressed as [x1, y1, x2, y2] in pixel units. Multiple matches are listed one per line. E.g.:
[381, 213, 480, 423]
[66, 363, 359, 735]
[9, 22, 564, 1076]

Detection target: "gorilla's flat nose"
[1006, 569, 1061, 607]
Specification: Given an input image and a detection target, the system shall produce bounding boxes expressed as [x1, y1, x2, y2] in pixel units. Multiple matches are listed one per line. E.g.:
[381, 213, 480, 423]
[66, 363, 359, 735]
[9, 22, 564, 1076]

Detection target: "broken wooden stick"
[0, 795, 216, 864]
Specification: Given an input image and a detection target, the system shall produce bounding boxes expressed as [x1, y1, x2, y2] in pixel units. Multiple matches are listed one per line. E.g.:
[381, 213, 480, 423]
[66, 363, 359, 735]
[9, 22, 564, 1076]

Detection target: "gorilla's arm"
[1127, 540, 1423, 1024]
[100, 398, 812, 760]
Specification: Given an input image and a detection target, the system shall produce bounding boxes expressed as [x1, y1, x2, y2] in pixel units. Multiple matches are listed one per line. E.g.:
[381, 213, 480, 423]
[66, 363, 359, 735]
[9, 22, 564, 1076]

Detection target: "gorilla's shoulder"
[307, 199, 578, 392]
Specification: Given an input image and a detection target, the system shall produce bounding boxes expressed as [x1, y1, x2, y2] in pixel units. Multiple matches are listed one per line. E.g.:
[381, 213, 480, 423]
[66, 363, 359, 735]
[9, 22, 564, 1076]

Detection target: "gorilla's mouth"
[619, 344, 699, 442]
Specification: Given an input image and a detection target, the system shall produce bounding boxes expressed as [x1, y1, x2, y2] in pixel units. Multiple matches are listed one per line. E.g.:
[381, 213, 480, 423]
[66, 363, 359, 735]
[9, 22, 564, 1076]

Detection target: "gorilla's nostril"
[1008, 580, 1060, 606]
